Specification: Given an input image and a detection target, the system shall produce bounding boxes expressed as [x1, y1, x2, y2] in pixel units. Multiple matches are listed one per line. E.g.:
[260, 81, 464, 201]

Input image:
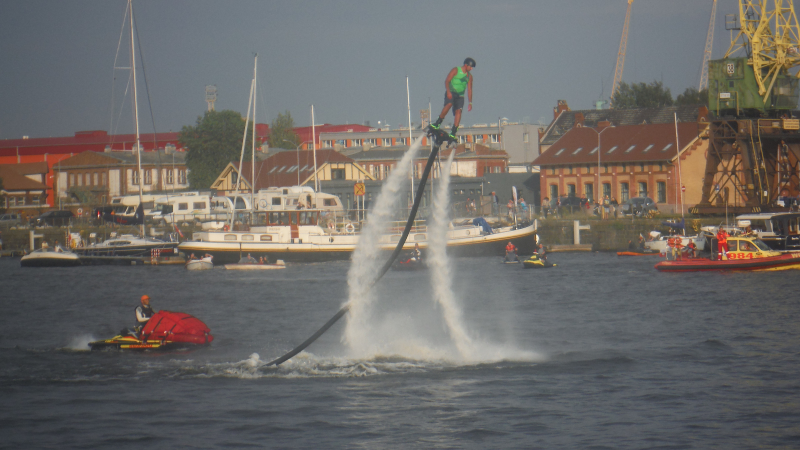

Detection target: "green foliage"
[675, 87, 709, 106]
[179, 110, 253, 189]
[611, 80, 674, 109]
[267, 111, 300, 149]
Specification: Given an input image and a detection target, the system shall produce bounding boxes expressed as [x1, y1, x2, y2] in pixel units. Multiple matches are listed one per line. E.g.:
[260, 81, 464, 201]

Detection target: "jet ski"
[89, 310, 214, 351]
[392, 256, 425, 271]
[522, 254, 556, 268]
[503, 250, 521, 263]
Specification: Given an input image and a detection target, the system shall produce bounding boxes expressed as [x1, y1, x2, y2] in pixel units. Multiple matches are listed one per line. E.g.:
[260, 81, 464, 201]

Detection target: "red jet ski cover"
[140, 311, 214, 344]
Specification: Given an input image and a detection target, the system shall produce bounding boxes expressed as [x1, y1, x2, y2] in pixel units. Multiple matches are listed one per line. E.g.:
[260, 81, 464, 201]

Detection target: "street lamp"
[586, 125, 615, 203]
[281, 139, 311, 186]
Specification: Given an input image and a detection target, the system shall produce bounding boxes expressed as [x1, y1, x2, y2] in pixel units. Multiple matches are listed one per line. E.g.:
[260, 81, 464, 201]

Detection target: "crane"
[699, 0, 718, 90]
[724, 0, 800, 103]
[611, 0, 634, 102]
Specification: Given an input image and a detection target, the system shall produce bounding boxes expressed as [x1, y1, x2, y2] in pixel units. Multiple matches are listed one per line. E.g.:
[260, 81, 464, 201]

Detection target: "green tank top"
[449, 67, 469, 95]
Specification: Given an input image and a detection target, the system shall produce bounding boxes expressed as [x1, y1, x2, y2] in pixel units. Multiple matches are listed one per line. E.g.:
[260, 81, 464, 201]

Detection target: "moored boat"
[20, 246, 81, 267]
[178, 208, 538, 264]
[186, 255, 213, 270]
[75, 234, 179, 258]
[655, 236, 800, 272]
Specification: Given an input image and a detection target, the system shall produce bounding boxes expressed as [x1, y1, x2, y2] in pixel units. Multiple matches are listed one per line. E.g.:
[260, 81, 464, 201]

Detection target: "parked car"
[30, 210, 74, 227]
[555, 195, 590, 213]
[0, 213, 25, 228]
[620, 197, 658, 216]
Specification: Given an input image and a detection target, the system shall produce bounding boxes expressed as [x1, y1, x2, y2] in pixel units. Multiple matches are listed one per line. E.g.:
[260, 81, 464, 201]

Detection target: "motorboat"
[89, 310, 214, 351]
[75, 234, 179, 257]
[224, 256, 286, 270]
[655, 236, 800, 272]
[732, 212, 800, 251]
[645, 232, 706, 253]
[186, 254, 213, 270]
[522, 253, 555, 268]
[20, 246, 81, 267]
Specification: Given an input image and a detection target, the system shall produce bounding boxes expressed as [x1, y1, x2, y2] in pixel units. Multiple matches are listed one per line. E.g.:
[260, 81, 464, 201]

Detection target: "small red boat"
[655, 236, 800, 272]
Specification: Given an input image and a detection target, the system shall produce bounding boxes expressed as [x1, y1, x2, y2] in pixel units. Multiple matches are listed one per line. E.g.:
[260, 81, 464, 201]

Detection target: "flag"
[173, 223, 184, 239]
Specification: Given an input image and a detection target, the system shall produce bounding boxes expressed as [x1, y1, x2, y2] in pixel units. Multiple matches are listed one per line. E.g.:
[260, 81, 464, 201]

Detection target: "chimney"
[597, 120, 612, 129]
[574, 112, 585, 127]
[553, 100, 570, 119]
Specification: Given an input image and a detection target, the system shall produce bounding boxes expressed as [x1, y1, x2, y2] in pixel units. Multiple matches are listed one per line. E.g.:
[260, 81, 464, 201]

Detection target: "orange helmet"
[141, 295, 150, 305]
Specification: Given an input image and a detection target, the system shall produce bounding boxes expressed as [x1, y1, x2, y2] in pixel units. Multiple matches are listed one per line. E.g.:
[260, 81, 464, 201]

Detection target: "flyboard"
[265, 126, 456, 366]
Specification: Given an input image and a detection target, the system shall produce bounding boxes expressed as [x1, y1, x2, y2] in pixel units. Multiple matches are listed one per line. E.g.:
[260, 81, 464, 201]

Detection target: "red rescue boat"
[655, 236, 800, 272]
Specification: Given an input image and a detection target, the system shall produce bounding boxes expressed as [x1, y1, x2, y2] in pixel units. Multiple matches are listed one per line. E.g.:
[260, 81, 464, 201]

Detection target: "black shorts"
[444, 91, 465, 113]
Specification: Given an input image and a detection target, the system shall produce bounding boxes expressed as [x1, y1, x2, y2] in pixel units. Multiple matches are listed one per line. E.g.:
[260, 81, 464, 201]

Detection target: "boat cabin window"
[773, 219, 788, 236]
[272, 197, 281, 206]
[298, 211, 317, 225]
[754, 239, 771, 251]
[323, 198, 337, 207]
[178, 202, 189, 211]
[234, 197, 247, 210]
[268, 212, 290, 225]
[748, 219, 769, 233]
[193, 202, 206, 210]
[242, 235, 254, 241]
[738, 241, 756, 252]
[224, 234, 237, 241]
[260, 235, 272, 242]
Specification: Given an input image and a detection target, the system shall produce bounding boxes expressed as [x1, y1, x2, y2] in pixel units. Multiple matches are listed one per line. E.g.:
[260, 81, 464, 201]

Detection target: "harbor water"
[1, 253, 799, 449]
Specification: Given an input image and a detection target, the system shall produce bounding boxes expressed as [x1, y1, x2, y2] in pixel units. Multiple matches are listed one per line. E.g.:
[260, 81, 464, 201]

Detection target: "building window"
[383, 138, 392, 147]
[101, 173, 106, 186]
[639, 163, 646, 172]
[93, 173, 98, 186]
[77, 173, 83, 186]
[489, 134, 499, 143]
[165, 169, 174, 184]
[567, 184, 576, 196]
[549, 185, 558, 200]
[69, 173, 75, 187]
[568, 167, 573, 174]
[331, 168, 345, 180]
[132, 170, 139, 185]
[603, 183, 611, 198]
[657, 181, 667, 203]
[638, 182, 648, 197]
[550, 168, 556, 175]
[621, 182, 629, 202]
[585, 183, 594, 201]
[622, 163, 627, 173]
[178, 169, 186, 184]
[144, 169, 152, 185]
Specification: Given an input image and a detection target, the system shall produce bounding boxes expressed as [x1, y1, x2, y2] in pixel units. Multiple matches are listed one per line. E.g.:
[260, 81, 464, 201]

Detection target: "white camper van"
[109, 194, 159, 221]
[254, 186, 343, 212]
[153, 192, 222, 225]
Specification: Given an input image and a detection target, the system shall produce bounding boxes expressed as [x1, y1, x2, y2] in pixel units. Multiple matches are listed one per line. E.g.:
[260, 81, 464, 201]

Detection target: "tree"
[676, 87, 709, 106]
[611, 80, 674, 109]
[267, 111, 300, 149]
[179, 110, 254, 189]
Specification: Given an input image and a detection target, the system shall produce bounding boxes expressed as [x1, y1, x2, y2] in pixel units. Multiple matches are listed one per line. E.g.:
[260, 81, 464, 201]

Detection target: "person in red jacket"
[716, 227, 729, 260]
[504, 241, 519, 262]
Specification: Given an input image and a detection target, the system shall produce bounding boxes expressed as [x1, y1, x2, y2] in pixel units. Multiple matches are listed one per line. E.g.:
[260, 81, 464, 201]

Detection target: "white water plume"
[427, 149, 476, 359]
[344, 135, 425, 349]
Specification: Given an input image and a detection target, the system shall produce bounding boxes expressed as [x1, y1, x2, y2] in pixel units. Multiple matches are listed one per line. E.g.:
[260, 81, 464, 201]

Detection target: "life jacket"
[136, 305, 154, 324]
[506, 243, 516, 252]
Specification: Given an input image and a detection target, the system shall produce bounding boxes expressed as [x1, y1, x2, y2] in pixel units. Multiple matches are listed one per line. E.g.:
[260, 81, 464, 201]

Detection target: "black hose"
[266, 136, 444, 366]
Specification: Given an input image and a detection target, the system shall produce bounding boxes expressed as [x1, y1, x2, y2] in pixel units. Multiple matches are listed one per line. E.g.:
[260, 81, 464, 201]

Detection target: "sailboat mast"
[251, 54, 257, 211]
[129, 0, 145, 237]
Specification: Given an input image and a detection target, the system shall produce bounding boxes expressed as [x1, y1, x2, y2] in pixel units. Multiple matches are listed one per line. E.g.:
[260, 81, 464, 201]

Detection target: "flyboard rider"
[429, 58, 475, 141]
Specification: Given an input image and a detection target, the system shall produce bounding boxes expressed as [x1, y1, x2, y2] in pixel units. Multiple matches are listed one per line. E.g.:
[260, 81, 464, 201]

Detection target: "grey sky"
[1, 0, 735, 140]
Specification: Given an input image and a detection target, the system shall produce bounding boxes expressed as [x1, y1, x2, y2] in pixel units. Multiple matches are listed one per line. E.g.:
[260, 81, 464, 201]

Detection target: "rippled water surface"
[1, 252, 799, 449]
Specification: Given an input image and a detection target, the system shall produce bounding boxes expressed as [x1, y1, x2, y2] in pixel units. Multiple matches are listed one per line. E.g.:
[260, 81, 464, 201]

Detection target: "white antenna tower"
[205, 85, 217, 111]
